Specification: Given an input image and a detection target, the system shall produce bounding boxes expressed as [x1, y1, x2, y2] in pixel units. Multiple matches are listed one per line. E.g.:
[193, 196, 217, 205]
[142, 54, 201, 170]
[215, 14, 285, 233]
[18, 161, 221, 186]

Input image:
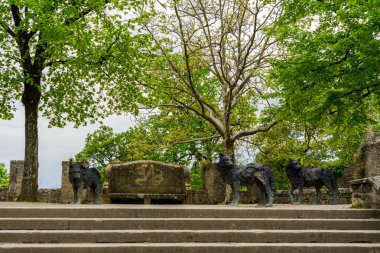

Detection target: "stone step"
[1, 203, 379, 252]
[1, 243, 380, 253]
[0, 204, 379, 219]
[0, 218, 379, 230]
[0, 230, 379, 243]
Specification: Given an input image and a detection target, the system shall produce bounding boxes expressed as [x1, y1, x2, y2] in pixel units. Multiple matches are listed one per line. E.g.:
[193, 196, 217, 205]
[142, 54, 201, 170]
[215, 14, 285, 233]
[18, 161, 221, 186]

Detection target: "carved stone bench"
[103, 160, 190, 204]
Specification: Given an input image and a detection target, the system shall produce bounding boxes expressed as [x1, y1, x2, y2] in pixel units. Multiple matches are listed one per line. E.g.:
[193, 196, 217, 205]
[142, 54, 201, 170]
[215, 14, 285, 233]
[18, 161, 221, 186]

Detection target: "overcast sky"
[0, 103, 134, 188]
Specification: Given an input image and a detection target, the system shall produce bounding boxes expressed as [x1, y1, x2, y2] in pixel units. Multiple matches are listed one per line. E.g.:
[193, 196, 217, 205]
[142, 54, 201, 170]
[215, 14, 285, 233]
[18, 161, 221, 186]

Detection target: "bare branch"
[172, 134, 221, 145]
[232, 120, 279, 141]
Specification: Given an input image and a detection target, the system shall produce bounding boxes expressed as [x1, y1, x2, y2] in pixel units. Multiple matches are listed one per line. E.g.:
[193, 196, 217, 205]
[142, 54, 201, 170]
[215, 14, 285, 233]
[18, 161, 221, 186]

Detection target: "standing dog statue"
[69, 163, 101, 204]
[286, 158, 338, 205]
[217, 153, 276, 206]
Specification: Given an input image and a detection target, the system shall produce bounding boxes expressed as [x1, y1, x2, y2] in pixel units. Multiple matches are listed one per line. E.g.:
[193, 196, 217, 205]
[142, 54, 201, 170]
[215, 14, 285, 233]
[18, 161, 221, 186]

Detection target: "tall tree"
[270, 0, 380, 127]
[0, 0, 147, 201]
[141, 0, 281, 155]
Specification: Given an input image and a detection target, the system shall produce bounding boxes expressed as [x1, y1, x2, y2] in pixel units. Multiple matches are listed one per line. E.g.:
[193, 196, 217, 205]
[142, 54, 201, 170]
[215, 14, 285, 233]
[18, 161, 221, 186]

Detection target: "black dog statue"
[69, 163, 101, 204]
[286, 158, 338, 205]
[217, 153, 276, 206]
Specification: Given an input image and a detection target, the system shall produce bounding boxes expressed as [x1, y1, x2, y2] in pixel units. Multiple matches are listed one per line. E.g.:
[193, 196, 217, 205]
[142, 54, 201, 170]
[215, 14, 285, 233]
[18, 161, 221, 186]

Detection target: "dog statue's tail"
[264, 168, 276, 207]
[268, 169, 276, 194]
[330, 176, 338, 204]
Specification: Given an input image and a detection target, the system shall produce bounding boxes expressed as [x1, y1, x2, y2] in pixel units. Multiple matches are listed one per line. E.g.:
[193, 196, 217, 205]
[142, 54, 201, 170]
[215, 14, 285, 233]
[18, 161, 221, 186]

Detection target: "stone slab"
[0, 243, 380, 253]
[0, 202, 379, 219]
[1, 218, 379, 230]
[0, 229, 379, 243]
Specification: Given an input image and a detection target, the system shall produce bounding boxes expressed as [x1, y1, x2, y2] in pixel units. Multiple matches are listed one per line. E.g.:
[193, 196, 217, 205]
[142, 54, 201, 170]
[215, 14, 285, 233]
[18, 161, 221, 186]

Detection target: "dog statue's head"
[287, 158, 302, 171]
[218, 153, 234, 169]
[69, 164, 83, 186]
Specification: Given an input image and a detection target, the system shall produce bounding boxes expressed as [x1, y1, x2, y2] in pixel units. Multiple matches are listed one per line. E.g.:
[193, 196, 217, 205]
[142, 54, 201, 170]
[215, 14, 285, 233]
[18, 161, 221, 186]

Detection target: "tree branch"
[0, 21, 16, 37]
[232, 120, 279, 141]
[172, 134, 221, 145]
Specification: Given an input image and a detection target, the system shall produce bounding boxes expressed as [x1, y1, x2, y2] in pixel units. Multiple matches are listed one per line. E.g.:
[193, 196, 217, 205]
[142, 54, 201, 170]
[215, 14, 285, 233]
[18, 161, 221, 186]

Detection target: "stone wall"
[38, 189, 61, 203]
[0, 186, 352, 204]
[190, 188, 351, 205]
[0, 187, 7, 201]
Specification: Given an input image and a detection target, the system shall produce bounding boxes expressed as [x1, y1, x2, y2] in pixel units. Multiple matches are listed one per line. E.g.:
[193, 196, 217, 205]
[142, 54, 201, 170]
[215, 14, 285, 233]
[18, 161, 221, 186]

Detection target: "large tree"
[140, 0, 282, 155]
[270, 0, 380, 127]
[0, 0, 147, 201]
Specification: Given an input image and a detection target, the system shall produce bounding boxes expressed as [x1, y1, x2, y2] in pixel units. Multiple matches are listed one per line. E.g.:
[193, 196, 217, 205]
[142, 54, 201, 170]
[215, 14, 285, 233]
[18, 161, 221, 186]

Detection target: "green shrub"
[0, 163, 9, 188]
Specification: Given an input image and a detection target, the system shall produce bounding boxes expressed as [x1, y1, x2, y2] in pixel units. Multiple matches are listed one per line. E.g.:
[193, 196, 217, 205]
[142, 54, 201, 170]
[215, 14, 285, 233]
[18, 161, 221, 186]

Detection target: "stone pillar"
[349, 126, 380, 208]
[363, 127, 380, 177]
[60, 161, 73, 203]
[203, 163, 225, 204]
[7, 160, 24, 201]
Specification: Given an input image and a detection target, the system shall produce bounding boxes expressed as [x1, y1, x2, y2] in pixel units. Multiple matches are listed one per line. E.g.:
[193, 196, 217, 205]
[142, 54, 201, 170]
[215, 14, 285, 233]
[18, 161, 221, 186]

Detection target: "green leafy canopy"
[0, 0, 153, 126]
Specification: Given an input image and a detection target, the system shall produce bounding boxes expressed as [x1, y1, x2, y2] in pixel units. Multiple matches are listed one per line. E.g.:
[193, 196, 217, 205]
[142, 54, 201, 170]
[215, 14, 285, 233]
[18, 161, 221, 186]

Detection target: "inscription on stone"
[135, 165, 164, 186]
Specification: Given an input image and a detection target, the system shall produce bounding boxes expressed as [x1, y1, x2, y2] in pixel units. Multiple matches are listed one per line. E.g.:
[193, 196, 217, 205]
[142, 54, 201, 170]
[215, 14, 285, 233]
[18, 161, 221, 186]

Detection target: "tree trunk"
[18, 81, 41, 202]
[224, 138, 235, 158]
[223, 137, 235, 203]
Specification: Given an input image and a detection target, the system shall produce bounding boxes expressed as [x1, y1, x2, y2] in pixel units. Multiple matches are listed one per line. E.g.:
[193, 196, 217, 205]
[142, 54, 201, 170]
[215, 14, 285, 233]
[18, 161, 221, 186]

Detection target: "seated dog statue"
[286, 158, 338, 205]
[217, 153, 276, 206]
[69, 163, 101, 204]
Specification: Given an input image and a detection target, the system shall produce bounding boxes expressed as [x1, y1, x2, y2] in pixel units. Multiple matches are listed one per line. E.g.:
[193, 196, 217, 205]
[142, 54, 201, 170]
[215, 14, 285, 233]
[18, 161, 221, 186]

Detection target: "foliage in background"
[256, 0, 380, 189]
[0, 163, 9, 188]
[252, 120, 366, 189]
[269, 0, 380, 138]
[76, 109, 222, 189]
[271, 0, 380, 122]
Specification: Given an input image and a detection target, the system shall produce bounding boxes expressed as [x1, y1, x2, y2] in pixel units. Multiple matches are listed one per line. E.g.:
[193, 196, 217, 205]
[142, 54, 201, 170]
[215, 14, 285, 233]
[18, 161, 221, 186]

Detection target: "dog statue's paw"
[229, 202, 238, 206]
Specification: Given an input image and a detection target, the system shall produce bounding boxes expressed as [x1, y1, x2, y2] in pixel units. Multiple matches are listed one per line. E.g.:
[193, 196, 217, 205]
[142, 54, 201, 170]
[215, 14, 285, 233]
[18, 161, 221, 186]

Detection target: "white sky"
[0, 103, 134, 188]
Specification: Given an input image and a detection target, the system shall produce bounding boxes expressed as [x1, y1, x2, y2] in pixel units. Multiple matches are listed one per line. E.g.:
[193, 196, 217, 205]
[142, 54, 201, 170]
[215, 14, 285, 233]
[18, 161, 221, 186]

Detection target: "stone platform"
[0, 202, 379, 252]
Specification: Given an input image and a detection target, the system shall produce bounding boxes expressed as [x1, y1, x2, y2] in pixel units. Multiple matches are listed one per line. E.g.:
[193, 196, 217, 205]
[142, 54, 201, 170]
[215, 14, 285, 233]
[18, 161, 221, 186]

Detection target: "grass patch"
[351, 203, 366, 209]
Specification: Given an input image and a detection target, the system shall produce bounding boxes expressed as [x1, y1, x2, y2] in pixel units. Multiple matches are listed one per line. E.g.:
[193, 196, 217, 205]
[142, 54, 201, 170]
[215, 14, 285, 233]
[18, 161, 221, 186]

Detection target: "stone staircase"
[0, 203, 379, 253]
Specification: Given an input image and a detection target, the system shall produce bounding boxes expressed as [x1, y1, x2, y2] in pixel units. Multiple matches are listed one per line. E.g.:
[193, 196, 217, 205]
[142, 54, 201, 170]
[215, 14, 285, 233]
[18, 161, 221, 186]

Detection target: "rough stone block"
[350, 176, 380, 208]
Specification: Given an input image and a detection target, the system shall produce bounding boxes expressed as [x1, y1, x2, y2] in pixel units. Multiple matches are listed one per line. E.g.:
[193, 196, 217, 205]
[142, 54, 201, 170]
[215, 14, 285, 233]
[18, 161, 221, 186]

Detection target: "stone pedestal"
[7, 160, 24, 201]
